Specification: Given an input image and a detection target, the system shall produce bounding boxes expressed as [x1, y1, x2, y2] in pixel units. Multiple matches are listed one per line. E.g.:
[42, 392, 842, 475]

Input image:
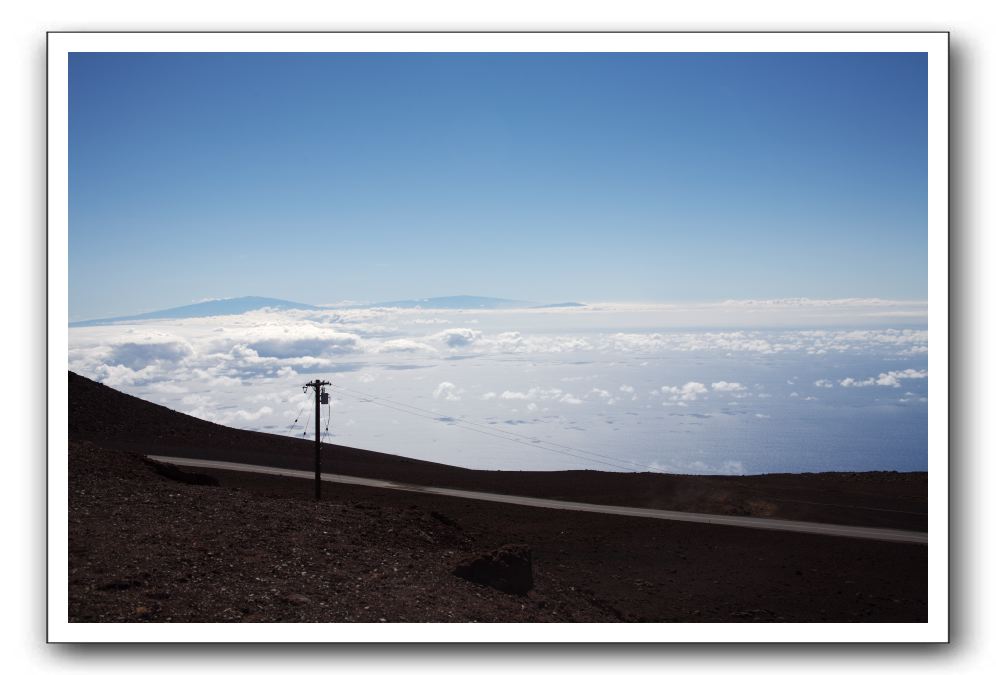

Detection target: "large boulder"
[144, 458, 220, 486]
[452, 544, 533, 595]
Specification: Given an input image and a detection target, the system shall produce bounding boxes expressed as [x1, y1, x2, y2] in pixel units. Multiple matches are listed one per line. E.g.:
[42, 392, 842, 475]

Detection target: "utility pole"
[303, 379, 330, 501]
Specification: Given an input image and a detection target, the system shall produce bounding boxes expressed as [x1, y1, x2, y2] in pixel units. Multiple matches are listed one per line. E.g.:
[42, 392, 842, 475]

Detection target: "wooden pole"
[314, 379, 321, 501]
[304, 379, 330, 501]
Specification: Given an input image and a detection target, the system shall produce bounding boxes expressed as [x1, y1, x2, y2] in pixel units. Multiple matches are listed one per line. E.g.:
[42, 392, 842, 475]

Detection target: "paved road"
[148, 455, 928, 545]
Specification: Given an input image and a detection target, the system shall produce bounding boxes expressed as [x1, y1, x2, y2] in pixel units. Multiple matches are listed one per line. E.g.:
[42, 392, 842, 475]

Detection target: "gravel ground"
[66, 371, 928, 623]
[68, 441, 927, 623]
[69, 442, 611, 623]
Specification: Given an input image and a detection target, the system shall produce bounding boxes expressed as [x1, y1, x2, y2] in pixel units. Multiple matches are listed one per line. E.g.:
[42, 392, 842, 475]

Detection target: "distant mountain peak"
[70, 296, 317, 327]
[533, 302, 587, 309]
[362, 295, 535, 310]
[71, 294, 588, 326]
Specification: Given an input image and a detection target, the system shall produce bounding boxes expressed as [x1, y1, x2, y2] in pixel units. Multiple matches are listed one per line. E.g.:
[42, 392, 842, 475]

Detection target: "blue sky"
[69, 52, 927, 320]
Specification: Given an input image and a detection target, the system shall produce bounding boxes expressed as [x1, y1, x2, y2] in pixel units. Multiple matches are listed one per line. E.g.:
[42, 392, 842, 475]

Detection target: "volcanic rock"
[453, 544, 533, 595]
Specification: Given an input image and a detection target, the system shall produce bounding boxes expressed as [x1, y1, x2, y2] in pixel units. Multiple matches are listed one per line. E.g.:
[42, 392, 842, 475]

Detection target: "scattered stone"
[144, 459, 220, 486]
[100, 579, 136, 591]
[430, 511, 461, 529]
[453, 544, 533, 595]
[284, 593, 312, 606]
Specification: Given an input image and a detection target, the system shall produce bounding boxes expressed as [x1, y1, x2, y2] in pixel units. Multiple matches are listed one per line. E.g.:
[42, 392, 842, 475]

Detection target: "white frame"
[47, 31, 949, 643]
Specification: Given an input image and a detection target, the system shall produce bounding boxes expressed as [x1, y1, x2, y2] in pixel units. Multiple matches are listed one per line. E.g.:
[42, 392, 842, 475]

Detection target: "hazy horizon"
[70, 292, 929, 324]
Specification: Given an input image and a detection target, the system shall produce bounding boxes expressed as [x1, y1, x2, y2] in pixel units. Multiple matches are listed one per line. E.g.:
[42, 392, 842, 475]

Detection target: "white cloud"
[247, 333, 361, 358]
[721, 460, 746, 475]
[181, 393, 211, 407]
[233, 406, 274, 421]
[605, 327, 927, 357]
[433, 382, 462, 401]
[146, 381, 188, 395]
[814, 379, 834, 388]
[661, 382, 709, 402]
[498, 387, 569, 403]
[106, 340, 192, 370]
[587, 388, 618, 405]
[711, 381, 745, 393]
[875, 369, 928, 387]
[499, 390, 529, 400]
[91, 363, 165, 388]
[377, 339, 437, 353]
[67, 303, 928, 473]
[187, 404, 274, 426]
[433, 328, 482, 348]
[840, 369, 928, 388]
[720, 297, 916, 308]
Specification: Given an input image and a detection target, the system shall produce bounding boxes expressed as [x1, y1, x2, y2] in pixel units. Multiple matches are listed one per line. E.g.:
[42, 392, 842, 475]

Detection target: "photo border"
[47, 30, 949, 644]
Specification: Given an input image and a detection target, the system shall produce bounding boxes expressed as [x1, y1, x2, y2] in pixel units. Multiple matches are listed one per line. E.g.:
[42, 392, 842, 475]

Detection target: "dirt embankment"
[69, 442, 602, 622]
[69, 441, 927, 623]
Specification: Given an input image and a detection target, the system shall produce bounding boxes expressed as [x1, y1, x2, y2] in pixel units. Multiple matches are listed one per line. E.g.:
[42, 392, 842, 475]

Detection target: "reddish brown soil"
[66, 372, 928, 622]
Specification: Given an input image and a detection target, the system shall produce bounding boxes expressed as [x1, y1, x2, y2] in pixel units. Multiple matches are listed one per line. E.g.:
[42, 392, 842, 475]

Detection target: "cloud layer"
[68, 303, 929, 474]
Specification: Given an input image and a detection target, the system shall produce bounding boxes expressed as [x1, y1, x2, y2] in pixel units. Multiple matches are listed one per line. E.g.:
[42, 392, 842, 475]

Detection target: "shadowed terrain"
[67, 372, 928, 622]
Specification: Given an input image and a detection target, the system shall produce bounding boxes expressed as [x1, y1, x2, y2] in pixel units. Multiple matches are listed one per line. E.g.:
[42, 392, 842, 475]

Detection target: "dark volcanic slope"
[69, 442, 603, 622]
[69, 371, 464, 481]
[69, 441, 927, 623]
[68, 372, 927, 530]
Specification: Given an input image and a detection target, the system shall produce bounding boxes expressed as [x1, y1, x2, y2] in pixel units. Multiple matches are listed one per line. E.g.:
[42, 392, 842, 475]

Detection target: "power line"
[299, 406, 313, 439]
[320, 401, 332, 445]
[329, 384, 650, 473]
[286, 401, 309, 436]
[329, 382, 659, 473]
[329, 384, 641, 471]
[334, 388, 625, 470]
